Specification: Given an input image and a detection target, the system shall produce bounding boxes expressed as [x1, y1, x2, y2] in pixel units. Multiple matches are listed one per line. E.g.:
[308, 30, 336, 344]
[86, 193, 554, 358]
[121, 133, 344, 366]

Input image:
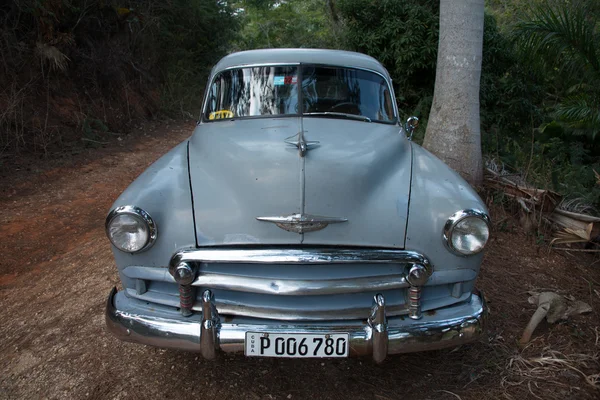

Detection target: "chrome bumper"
[106, 287, 487, 363]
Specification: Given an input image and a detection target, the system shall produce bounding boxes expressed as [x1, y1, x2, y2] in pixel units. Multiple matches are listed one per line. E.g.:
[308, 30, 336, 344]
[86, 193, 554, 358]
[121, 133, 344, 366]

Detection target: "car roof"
[211, 48, 391, 79]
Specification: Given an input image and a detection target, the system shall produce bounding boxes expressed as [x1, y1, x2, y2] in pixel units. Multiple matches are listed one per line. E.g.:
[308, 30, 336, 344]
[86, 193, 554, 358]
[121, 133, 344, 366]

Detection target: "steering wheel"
[327, 102, 360, 114]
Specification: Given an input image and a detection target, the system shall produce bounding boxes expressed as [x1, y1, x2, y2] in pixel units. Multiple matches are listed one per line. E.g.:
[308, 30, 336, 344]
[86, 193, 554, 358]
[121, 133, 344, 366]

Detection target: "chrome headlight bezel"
[443, 209, 490, 256]
[105, 205, 157, 253]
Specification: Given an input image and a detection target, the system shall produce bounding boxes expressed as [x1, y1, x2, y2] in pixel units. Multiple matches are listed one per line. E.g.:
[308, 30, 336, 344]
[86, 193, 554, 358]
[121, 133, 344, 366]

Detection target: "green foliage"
[480, 12, 547, 157]
[82, 117, 109, 147]
[513, 1, 599, 78]
[478, 1, 600, 212]
[233, 0, 340, 50]
[156, 0, 238, 114]
[0, 0, 239, 158]
[485, 0, 548, 32]
[556, 93, 600, 139]
[336, 0, 439, 117]
[511, 0, 600, 140]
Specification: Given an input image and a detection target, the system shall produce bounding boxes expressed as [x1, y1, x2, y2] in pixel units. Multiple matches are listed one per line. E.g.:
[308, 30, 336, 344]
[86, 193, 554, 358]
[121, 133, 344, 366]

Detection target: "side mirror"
[405, 116, 419, 141]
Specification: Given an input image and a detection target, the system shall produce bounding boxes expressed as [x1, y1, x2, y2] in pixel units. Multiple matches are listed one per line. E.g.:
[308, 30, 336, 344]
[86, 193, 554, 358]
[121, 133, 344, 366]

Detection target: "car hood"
[188, 118, 412, 248]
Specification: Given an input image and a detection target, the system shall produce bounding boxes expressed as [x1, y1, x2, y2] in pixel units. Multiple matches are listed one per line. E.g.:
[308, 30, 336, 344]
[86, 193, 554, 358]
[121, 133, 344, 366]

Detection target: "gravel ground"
[1, 120, 598, 400]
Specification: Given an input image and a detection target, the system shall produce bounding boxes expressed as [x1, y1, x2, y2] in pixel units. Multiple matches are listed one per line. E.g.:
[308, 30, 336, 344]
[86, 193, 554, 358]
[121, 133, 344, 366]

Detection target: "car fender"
[107, 140, 196, 286]
[406, 143, 488, 280]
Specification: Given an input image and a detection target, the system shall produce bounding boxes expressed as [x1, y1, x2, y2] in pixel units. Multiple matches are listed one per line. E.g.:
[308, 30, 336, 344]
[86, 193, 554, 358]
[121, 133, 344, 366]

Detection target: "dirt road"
[1, 121, 598, 399]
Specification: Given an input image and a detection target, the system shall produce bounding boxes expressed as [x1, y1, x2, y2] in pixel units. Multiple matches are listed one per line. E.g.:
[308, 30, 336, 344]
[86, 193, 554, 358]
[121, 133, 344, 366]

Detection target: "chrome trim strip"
[217, 62, 301, 71]
[443, 209, 491, 256]
[199, 301, 410, 321]
[169, 248, 432, 269]
[123, 266, 473, 289]
[191, 273, 409, 295]
[105, 205, 158, 253]
[106, 288, 487, 358]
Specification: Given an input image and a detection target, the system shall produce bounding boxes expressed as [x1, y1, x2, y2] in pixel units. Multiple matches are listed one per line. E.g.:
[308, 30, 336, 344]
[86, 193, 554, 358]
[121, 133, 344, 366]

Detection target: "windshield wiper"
[303, 112, 371, 123]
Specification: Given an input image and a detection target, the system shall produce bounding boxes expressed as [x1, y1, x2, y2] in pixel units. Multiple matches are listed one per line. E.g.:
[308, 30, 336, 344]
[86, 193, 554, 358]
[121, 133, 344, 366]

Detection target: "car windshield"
[203, 65, 396, 124]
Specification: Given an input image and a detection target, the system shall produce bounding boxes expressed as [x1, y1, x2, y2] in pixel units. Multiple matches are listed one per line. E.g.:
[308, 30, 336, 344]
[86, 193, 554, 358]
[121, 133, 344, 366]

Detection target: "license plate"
[245, 332, 349, 358]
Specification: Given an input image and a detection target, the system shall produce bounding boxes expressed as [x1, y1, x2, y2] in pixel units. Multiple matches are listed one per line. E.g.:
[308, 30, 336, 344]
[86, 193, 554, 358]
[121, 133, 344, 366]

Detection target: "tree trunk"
[423, 0, 484, 185]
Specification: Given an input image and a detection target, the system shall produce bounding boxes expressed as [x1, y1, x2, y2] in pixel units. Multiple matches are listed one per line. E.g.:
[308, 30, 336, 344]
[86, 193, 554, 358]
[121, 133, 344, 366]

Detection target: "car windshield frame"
[201, 63, 398, 125]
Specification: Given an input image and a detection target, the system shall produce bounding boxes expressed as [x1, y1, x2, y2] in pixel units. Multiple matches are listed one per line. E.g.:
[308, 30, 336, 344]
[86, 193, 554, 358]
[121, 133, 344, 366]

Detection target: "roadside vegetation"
[1, 0, 599, 213]
[0, 0, 237, 159]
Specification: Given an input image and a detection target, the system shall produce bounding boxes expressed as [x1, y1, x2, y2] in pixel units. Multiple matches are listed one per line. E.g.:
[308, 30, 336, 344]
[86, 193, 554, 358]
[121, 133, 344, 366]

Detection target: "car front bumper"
[105, 287, 487, 362]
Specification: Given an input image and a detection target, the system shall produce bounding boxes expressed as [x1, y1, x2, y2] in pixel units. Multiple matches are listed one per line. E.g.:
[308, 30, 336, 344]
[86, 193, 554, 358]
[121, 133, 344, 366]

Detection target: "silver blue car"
[105, 49, 489, 362]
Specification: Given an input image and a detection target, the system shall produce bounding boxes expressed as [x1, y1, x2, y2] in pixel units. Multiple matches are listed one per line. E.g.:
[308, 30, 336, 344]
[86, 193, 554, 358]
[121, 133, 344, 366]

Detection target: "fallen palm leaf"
[485, 168, 562, 213]
[550, 225, 592, 245]
[35, 42, 70, 72]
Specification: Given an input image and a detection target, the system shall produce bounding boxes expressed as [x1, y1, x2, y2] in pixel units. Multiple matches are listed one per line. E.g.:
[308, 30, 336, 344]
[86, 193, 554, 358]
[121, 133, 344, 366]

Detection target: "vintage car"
[105, 49, 489, 362]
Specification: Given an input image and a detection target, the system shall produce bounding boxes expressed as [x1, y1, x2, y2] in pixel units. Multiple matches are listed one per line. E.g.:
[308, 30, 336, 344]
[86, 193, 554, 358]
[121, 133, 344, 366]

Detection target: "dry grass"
[494, 337, 600, 399]
[35, 42, 70, 73]
[559, 198, 598, 217]
[504, 347, 598, 392]
[0, 81, 30, 156]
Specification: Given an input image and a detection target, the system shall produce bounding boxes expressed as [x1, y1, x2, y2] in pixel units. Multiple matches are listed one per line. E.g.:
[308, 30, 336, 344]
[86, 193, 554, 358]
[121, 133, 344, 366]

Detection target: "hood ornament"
[256, 213, 347, 233]
[284, 131, 319, 157]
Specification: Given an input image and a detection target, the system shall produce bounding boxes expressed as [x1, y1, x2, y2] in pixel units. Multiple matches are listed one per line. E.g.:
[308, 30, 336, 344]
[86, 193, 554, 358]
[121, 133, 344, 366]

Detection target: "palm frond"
[556, 93, 600, 139]
[512, 1, 599, 80]
[35, 42, 70, 72]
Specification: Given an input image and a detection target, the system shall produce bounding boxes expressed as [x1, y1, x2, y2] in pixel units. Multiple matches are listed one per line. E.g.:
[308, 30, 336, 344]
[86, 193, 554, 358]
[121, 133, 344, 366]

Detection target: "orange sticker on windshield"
[209, 110, 234, 120]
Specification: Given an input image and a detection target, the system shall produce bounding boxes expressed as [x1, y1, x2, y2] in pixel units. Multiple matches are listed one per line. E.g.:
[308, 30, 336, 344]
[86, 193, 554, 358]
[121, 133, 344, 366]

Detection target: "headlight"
[443, 210, 490, 256]
[105, 206, 157, 253]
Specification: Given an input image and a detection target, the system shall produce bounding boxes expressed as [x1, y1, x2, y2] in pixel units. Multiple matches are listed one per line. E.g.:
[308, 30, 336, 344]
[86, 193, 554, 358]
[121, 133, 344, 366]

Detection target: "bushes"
[486, 0, 600, 212]
[336, 0, 439, 121]
[158, 0, 238, 114]
[0, 0, 238, 161]
[233, 0, 339, 50]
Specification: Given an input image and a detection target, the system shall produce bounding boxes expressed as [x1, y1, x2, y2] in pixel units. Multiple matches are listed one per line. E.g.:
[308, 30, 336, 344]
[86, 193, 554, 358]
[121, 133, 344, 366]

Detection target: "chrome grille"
[194, 262, 413, 320]
[124, 262, 415, 320]
[120, 247, 475, 321]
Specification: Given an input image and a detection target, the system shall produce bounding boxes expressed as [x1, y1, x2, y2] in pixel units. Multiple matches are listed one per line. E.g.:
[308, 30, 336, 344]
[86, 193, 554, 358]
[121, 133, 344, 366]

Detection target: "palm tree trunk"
[423, 0, 484, 185]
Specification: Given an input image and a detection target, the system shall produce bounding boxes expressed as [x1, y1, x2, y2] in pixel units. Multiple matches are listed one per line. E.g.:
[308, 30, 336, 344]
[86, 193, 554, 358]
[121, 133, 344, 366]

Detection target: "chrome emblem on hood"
[256, 213, 347, 233]
[284, 131, 319, 157]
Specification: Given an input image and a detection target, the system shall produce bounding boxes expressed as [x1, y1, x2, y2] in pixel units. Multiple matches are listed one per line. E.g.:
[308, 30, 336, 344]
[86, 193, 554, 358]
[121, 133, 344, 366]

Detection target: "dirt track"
[1, 121, 599, 400]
